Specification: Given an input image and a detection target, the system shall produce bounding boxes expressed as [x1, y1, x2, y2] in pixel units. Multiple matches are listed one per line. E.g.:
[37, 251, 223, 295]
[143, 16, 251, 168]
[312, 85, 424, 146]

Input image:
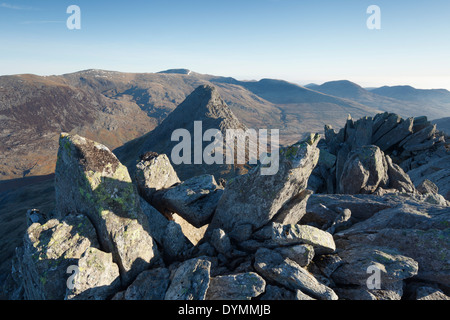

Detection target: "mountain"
[115, 84, 251, 181]
[371, 86, 450, 119]
[312, 80, 450, 120]
[0, 69, 385, 181]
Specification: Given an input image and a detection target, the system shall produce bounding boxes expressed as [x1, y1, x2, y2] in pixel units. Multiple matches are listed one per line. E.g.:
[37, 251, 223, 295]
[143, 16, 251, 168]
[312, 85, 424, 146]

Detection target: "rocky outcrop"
[6, 113, 449, 300]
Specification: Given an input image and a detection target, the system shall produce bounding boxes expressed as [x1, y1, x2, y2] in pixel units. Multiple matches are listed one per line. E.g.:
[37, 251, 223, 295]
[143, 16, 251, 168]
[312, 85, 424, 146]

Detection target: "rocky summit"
[2, 87, 450, 300]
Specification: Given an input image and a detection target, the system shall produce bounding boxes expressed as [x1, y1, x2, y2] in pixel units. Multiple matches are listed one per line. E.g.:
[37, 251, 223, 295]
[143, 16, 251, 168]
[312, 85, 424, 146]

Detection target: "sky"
[0, 0, 449, 89]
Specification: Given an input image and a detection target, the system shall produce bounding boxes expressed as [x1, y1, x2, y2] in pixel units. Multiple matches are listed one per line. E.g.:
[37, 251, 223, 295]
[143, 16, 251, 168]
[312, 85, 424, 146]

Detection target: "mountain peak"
[158, 68, 192, 75]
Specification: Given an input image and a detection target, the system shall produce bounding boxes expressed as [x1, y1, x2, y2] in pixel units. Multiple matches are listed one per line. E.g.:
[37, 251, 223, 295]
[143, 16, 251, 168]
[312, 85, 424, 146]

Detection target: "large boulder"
[17, 214, 101, 300]
[208, 134, 321, 240]
[339, 145, 389, 194]
[254, 248, 338, 300]
[205, 272, 266, 300]
[55, 133, 159, 285]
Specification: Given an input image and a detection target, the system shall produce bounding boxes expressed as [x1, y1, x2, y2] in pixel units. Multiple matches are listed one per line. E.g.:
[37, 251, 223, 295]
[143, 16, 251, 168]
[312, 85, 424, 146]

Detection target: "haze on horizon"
[1, 0, 449, 90]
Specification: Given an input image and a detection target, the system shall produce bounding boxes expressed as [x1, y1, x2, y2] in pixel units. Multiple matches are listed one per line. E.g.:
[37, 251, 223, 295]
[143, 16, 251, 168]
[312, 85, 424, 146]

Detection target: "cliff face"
[4, 106, 450, 300]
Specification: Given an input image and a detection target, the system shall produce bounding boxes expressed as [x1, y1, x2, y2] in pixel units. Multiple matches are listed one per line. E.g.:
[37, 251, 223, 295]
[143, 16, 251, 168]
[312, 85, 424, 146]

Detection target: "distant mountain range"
[1, 69, 449, 181]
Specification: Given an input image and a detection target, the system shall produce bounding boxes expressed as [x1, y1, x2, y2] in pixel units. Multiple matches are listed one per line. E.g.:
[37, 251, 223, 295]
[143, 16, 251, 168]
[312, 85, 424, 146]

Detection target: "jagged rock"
[122, 268, 170, 300]
[208, 134, 321, 239]
[19, 214, 99, 300]
[326, 208, 352, 234]
[274, 244, 314, 267]
[294, 290, 316, 300]
[416, 179, 439, 195]
[349, 116, 373, 150]
[374, 117, 414, 151]
[154, 174, 223, 228]
[339, 145, 389, 194]
[336, 228, 450, 288]
[315, 254, 344, 278]
[254, 248, 338, 300]
[138, 197, 169, 245]
[135, 153, 181, 203]
[253, 223, 336, 254]
[271, 189, 314, 225]
[415, 286, 450, 300]
[259, 285, 296, 300]
[335, 281, 404, 300]
[400, 124, 436, 149]
[164, 258, 211, 300]
[301, 203, 339, 229]
[210, 228, 232, 256]
[205, 272, 266, 300]
[66, 247, 121, 300]
[371, 113, 402, 144]
[162, 221, 193, 262]
[55, 133, 159, 285]
[385, 155, 415, 193]
[331, 244, 419, 286]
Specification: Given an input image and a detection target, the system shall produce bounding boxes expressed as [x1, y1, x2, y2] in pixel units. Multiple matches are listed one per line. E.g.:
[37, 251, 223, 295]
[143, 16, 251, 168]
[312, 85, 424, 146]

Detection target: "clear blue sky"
[1, 0, 449, 89]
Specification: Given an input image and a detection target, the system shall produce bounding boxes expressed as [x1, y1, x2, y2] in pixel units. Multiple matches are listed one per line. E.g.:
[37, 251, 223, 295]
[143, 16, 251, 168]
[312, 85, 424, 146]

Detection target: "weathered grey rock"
[295, 290, 316, 300]
[253, 223, 336, 254]
[271, 189, 314, 225]
[254, 248, 338, 300]
[208, 134, 320, 239]
[19, 214, 99, 300]
[205, 272, 266, 300]
[162, 221, 193, 262]
[327, 208, 352, 234]
[416, 179, 439, 195]
[335, 281, 404, 300]
[331, 244, 419, 286]
[157, 174, 223, 228]
[55, 133, 159, 285]
[139, 197, 169, 245]
[136, 153, 181, 202]
[375, 117, 414, 151]
[334, 287, 377, 300]
[400, 124, 436, 148]
[371, 113, 402, 144]
[415, 286, 450, 300]
[336, 228, 450, 287]
[385, 155, 415, 193]
[275, 244, 314, 267]
[259, 285, 296, 300]
[165, 258, 211, 300]
[66, 247, 121, 300]
[335, 143, 351, 193]
[315, 254, 344, 278]
[122, 268, 170, 300]
[210, 228, 232, 256]
[349, 116, 373, 150]
[339, 145, 389, 194]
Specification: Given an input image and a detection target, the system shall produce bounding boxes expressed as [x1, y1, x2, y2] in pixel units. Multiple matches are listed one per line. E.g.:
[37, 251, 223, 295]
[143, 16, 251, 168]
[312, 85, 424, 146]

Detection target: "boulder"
[331, 244, 419, 286]
[208, 134, 321, 239]
[374, 117, 414, 151]
[162, 221, 193, 262]
[122, 268, 171, 300]
[253, 223, 336, 254]
[66, 247, 121, 300]
[164, 258, 211, 300]
[254, 248, 338, 300]
[19, 214, 99, 300]
[416, 179, 439, 195]
[274, 244, 314, 267]
[205, 272, 266, 300]
[155, 174, 223, 228]
[385, 155, 415, 193]
[339, 145, 389, 194]
[55, 133, 159, 285]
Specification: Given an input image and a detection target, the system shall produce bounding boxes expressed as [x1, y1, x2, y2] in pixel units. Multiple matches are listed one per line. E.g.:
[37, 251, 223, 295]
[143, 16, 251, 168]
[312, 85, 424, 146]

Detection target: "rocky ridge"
[3, 91, 449, 300]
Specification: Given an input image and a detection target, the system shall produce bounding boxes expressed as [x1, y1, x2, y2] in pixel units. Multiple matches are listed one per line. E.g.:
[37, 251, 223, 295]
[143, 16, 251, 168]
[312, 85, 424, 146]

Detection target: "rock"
[374, 117, 414, 151]
[271, 189, 314, 225]
[415, 286, 450, 300]
[385, 155, 415, 193]
[135, 153, 181, 202]
[336, 228, 450, 288]
[315, 254, 344, 278]
[274, 244, 314, 267]
[26, 209, 46, 227]
[259, 285, 296, 300]
[400, 124, 436, 148]
[208, 134, 321, 240]
[416, 179, 439, 195]
[371, 113, 402, 144]
[301, 203, 339, 229]
[331, 244, 419, 286]
[349, 116, 373, 150]
[210, 228, 232, 256]
[165, 258, 211, 300]
[55, 133, 159, 285]
[162, 221, 193, 262]
[138, 197, 169, 245]
[326, 208, 352, 234]
[156, 174, 223, 228]
[339, 145, 389, 194]
[294, 290, 316, 300]
[172, 213, 208, 246]
[66, 247, 121, 300]
[122, 268, 170, 300]
[205, 272, 266, 300]
[254, 248, 338, 300]
[335, 281, 404, 300]
[19, 214, 99, 300]
[253, 223, 336, 254]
